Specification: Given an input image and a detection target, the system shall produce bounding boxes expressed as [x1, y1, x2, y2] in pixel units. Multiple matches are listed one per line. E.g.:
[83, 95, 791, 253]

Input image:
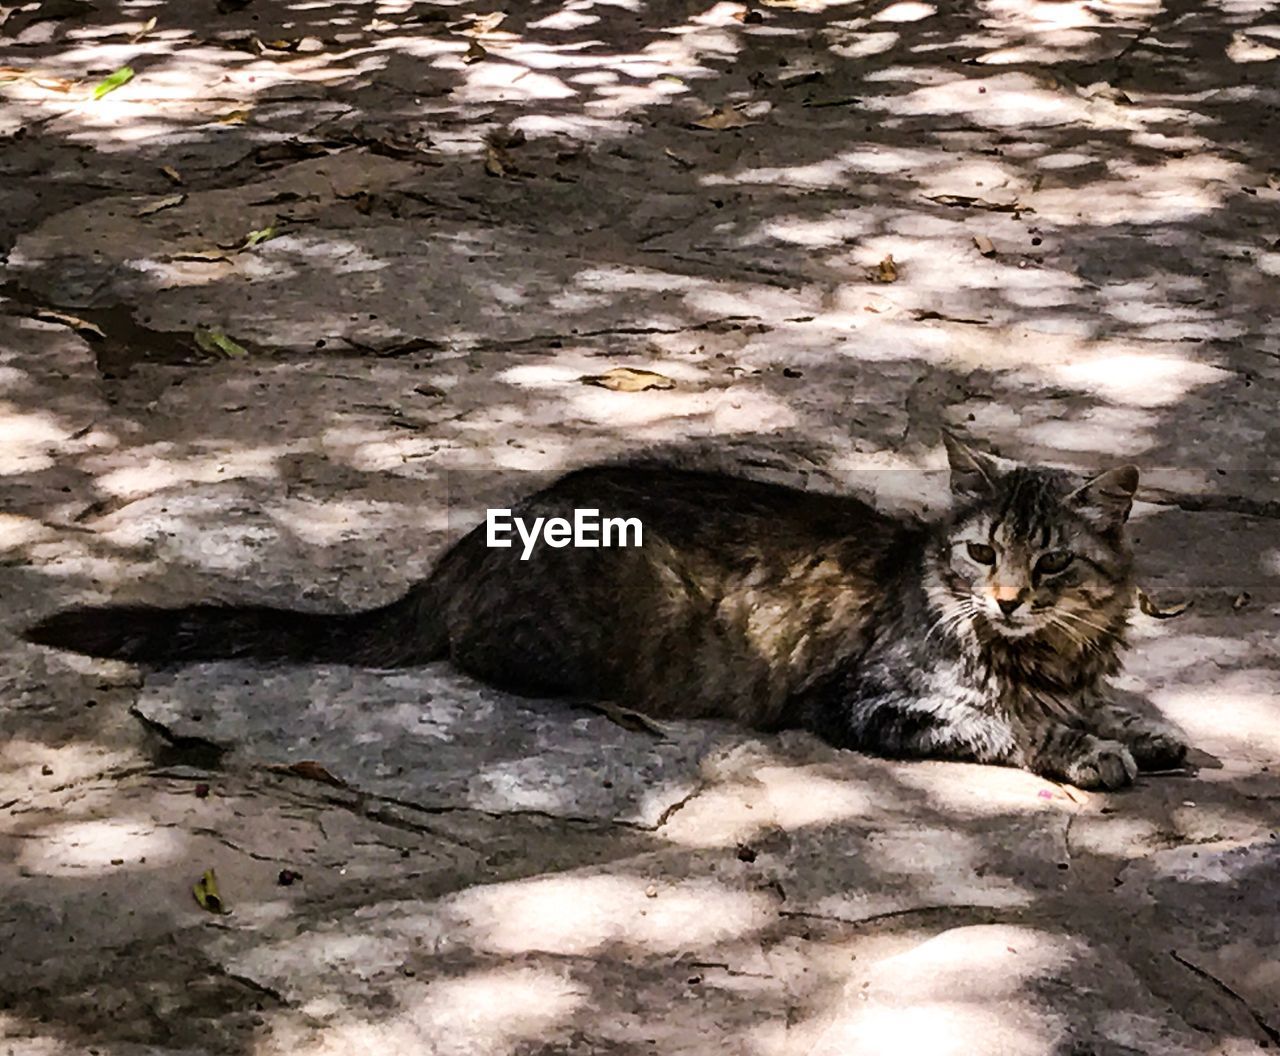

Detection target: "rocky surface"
[1, 0, 1278, 1052]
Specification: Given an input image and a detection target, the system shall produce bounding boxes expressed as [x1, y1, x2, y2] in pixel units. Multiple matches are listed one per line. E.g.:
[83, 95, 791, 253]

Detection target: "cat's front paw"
[1064, 738, 1137, 791]
[1127, 728, 1188, 771]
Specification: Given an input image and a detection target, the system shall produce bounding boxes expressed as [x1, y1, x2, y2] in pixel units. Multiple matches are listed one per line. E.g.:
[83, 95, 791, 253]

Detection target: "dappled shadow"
[2, 0, 1279, 1050]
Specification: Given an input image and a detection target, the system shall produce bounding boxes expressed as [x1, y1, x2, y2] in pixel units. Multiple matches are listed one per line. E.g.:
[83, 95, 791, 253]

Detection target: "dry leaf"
[584, 701, 667, 737]
[2, 67, 79, 92]
[161, 165, 184, 185]
[973, 234, 996, 257]
[927, 193, 1024, 213]
[1232, 591, 1251, 611]
[1079, 81, 1130, 104]
[463, 40, 487, 63]
[130, 15, 156, 41]
[691, 106, 752, 131]
[580, 367, 676, 392]
[33, 309, 104, 341]
[217, 108, 251, 125]
[281, 760, 348, 787]
[803, 94, 861, 109]
[777, 69, 822, 89]
[136, 193, 185, 217]
[464, 11, 506, 33]
[484, 145, 508, 177]
[485, 126, 526, 150]
[1137, 588, 1190, 619]
[193, 868, 229, 914]
[871, 254, 898, 283]
[664, 147, 694, 170]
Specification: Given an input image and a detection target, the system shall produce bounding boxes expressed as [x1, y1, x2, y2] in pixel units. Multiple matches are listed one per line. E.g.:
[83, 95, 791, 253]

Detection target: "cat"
[23, 434, 1187, 790]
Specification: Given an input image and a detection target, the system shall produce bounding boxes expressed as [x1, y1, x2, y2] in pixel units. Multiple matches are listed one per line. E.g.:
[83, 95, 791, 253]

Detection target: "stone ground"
[1, 0, 1278, 1051]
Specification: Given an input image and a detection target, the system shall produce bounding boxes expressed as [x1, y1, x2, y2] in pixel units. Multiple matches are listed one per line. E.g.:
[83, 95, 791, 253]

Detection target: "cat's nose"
[997, 597, 1023, 617]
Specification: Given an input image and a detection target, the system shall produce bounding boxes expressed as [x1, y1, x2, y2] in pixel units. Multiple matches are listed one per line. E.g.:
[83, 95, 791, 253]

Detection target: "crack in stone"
[779, 903, 1005, 929]
[354, 786, 660, 833]
[652, 781, 709, 830]
[217, 967, 288, 1007]
[134, 708, 687, 833]
[190, 826, 293, 864]
[1170, 949, 1280, 1044]
[131, 708, 231, 769]
[686, 959, 774, 980]
[469, 315, 766, 353]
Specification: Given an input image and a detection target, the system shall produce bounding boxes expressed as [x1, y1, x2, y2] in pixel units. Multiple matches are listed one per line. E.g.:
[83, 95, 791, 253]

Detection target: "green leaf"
[193, 868, 229, 914]
[194, 327, 248, 358]
[91, 65, 134, 100]
[243, 226, 277, 249]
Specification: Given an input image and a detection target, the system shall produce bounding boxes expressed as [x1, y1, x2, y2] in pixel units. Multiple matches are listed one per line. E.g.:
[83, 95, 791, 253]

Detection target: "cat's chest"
[938, 645, 1101, 719]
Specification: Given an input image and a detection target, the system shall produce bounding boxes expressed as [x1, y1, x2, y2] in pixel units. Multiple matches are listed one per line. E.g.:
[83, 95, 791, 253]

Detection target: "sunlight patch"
[829, 30, 901, 58]
[662, 765, 875, 846]
[92, 445, 285, 498]
[1154, 669, 1280, 758]
[18, 819, 178, 875]
[0, 403, 74, 475]
[444, 873, 774, 955]
[873, 1, 936, 21]
[759, 214, 867, 248]
[296, 966, 586, 1055]
[1048, 352, 1229, 408]
[1228, 30, 1280, 62]
[529, 8, 600, 29]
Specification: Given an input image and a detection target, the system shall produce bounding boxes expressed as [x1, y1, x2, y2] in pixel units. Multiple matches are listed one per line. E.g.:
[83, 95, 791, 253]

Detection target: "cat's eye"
[1035, 550, 1074, 575]
[966, 542, 996, 565]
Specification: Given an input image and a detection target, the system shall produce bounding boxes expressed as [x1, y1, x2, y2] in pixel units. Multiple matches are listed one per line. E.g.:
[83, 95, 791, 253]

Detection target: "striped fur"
[24, 436, 1186, 789]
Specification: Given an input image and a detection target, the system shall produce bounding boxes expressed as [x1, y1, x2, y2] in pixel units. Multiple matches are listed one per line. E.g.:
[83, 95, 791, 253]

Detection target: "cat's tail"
[21, 588, 446, 668]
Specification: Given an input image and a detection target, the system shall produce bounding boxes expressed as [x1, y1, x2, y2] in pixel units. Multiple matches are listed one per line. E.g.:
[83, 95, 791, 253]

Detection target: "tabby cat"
[25, 434, 1187, 789]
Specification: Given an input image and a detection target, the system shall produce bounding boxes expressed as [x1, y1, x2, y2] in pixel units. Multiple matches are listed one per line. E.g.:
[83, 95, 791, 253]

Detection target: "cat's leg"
[797, 685, 1138, 790]
[1085, 702, 1188, 771]
[1018, 720, 1137, 790]
[800, 689, 1023, 768]
[848, 704, 1140, 791]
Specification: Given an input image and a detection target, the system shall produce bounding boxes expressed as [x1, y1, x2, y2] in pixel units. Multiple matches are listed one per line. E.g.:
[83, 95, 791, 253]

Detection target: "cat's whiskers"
[1045, 614, 1104, 658]
[1052, 608, 1117, 640]
[924, 601, 977, 645]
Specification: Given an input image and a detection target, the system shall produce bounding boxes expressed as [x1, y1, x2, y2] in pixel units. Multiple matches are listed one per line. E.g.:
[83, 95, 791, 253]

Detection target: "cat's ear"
[943, 432, 1005, 498]
[1069, 465, 1139, 530]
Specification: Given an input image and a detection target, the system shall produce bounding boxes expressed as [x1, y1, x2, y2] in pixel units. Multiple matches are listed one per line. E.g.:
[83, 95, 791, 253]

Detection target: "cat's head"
[934, 434, 1138, 643]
